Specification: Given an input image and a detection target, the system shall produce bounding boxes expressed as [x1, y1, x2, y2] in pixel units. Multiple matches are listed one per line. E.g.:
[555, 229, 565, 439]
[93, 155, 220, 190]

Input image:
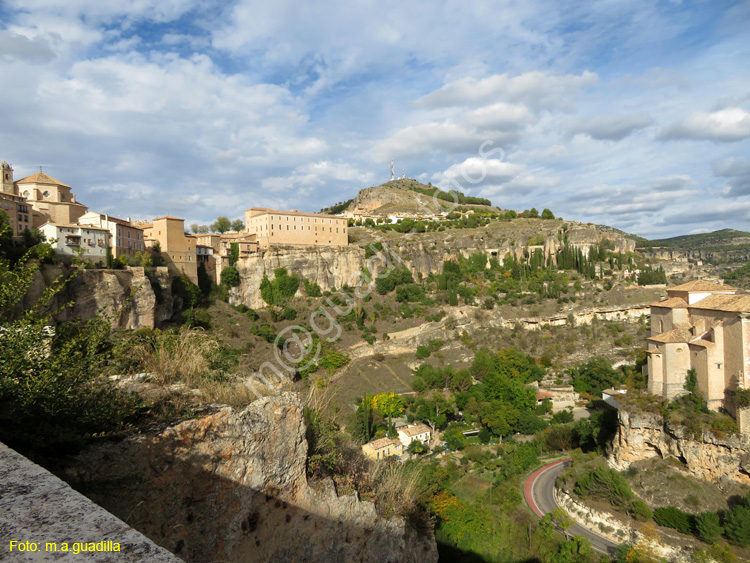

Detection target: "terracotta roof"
[247, 207, 344, 220]
[689, 294, 750, 313]
[646, 348, 662, 354]
[16, 172, 71, 188]
[398, 424, 431, 437]
[647, 328, 692, 344]
[536, 392, 554, 399]
[668, 280, 737, 293]
[152, 215, 184, 222]
[688, 339, 715, 349]
[650, 297, 688, 309]
[366, 438, 401, 450]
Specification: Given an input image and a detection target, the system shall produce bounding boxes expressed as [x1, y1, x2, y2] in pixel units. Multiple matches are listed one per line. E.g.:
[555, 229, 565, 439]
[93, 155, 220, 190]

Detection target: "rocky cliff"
[25, 265, 175, 330]
[64, 393, 437, 563]
[231, 246, 365, 309]
[610, 408, 750, 485]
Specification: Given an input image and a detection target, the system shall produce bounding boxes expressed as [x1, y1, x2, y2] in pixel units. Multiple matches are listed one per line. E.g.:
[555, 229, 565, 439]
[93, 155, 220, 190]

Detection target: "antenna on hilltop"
[39, 166, 43, 173]
[401, 165, 405, 180]
[390, 158, 394, 182]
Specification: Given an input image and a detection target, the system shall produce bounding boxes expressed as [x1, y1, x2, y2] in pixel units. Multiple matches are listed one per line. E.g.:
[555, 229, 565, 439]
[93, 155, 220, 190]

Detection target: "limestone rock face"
[232, 246, 366, 308]
[65, 393, 437, 563]
[27, 265, 175, 329]
[610, 408, 750, 485]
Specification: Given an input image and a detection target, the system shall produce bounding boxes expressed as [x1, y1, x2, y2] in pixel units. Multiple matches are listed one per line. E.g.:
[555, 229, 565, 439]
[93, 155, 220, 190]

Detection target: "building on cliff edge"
[646, 280, 750, 427]
[244, 207, 348, 248]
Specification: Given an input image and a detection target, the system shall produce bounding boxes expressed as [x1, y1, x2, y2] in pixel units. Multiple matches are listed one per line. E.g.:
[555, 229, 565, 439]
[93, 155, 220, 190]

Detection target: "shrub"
[416, 346, 431, 360]
[221, 265, 241, 287]
[318, 352, 350, 374]
[724, 503, 750, 546]
[303, 278, 322, 297]
[282, 306, 297, 321]
[395, 283, 425, 303]
[628, 499, 653, 522]
[245, 308, 259, 321]
[260, 268, 300, 305]
[653, 506, 693, 535]
[182, 308, 211, 329]
[574, 466, 634, 508]
[694, 511, 723, 544]
[250, 324, 277, 343]
[551, 410, 574, 424]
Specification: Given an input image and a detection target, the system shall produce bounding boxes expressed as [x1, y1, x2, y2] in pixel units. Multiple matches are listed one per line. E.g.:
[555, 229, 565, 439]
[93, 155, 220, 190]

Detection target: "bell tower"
[1, 161, 14, 194]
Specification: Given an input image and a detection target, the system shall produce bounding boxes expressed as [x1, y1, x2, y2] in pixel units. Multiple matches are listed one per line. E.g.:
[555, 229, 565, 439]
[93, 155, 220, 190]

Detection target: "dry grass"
[133, 328, 220, 386]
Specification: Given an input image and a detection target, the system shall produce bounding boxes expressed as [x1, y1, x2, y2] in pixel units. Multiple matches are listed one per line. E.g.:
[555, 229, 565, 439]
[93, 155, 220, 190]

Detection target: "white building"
[39, 222, 109, 263]
[396, 424, 432, 447]
[78, 211, 144, 259]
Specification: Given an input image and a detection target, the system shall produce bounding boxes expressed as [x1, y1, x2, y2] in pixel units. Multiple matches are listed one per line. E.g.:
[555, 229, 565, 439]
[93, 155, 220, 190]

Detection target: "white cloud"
[713, 157, 750, 197]
[0, 31, 55, 63]
[414, 71, 599, 112]
[659, 107, 750, 142]
[568, 113, 653, 141]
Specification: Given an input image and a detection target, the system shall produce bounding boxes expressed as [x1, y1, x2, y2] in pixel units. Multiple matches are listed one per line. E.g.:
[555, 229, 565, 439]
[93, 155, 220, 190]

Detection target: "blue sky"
[1, 0, 749, 238]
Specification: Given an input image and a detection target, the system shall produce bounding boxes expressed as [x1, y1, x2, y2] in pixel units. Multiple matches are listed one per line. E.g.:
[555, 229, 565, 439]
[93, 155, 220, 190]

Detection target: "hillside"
[636, 228, 750, 251]
[322, 178, 499, 216]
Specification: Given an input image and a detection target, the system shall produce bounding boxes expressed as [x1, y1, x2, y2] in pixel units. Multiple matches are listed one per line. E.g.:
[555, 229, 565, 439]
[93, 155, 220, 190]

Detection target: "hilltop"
[322, 178, 499, 216]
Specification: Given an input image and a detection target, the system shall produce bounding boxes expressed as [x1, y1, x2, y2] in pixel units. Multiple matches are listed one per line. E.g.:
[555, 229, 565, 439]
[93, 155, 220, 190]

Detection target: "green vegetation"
[260, 267, 300, 305]
[636, 228, 750, 249]
[637, 266, 667, 285]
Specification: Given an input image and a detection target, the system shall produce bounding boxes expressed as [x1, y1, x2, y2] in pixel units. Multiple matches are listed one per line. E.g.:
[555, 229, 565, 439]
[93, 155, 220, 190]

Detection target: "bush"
[250, 324, 277, 343]
[653, 506, 693, 535]
[574, 466, 634, 508]
[551, 410, 574, 424]
[416, 345, 431, 359]
[694, 511, 723, 544]
[395, 283, 425, 303]
[628, 499, 653, 522]
[282, 306, 297, 321]
[724, 503, 750, 546]
[303, 278, 322, 297]
[516, 411, 548, 434]
[260, 268, 300, 305]
[221, 265, 240, 287]
[182, 308, 211, 329]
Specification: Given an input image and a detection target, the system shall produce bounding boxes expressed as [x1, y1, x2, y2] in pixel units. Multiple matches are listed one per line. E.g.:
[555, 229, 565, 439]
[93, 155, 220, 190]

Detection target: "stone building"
[244, 207, 348, 248]
[143, 216, 198, 285]
[39, 222, 109, 263]
[78, 212, 145, 259]
[646, 280, 750, 413]
[0, 161, 31, 236]
[396, 424, 432, 447]
[361, 438, 403, 460]
[15, 170, 88, 227]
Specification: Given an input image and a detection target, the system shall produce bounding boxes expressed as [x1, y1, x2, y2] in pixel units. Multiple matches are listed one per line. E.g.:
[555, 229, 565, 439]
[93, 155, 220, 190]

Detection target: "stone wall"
[63, 393, 437, 563]
[0, 442, 181, 563]
[610, 408, 750, 485]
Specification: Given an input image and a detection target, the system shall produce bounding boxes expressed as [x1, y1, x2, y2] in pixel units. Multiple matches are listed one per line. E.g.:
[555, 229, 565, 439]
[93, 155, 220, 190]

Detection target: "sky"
[1, 0, 749, 239]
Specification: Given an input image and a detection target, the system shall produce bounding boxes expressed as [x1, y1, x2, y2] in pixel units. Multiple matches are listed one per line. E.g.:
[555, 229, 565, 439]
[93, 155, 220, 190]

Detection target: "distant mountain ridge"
[636, 229, 750, 251]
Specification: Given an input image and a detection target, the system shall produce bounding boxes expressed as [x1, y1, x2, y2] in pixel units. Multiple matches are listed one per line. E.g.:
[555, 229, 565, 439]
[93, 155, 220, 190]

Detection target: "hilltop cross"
[390, 158, 394, 181]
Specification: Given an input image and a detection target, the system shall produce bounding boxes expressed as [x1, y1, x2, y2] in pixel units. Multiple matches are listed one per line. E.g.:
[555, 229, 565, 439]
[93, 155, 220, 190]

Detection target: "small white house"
[40, 222, 110, 263]
[397, 423, 432, 447]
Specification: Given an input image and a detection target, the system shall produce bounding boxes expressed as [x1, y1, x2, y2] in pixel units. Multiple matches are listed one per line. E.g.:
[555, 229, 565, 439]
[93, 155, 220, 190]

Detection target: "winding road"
[524, 458, 620, 556]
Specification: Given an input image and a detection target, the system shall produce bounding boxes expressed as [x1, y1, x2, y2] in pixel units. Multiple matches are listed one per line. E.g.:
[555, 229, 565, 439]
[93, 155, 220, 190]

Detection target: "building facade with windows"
[39, 222, 109, 262]
[647, 281, 750, 414]
[361, 438, 403, 460]
[1, 161, 31, 236]
[78, 212, 145, 259]
[143, 216, 197, 285]
[244, 207, 348, 248]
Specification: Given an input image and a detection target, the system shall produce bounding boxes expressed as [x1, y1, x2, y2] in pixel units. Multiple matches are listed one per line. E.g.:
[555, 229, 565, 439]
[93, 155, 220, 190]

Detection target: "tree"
[197, 225, 209, 234]
[371, 392, 405, 428]
[0, 245, 141, 460]
[211, 216, 232, 233]
[694, 511, 723, 544]
[259, 268, 300, 306]
[230, 219, 244, 232]
[724, 503, 750, 546]
[190, 223, 200, 234]
[541, 208, 555, 219]
[221, 265, 240, 287]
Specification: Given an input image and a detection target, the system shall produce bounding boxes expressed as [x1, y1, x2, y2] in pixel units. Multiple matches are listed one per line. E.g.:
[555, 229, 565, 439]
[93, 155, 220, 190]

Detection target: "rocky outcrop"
[25, 265, 175, 330]
[231, 246, 365, 309]
[64, 393, 437, 563]
[610, 408, 750, 485]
